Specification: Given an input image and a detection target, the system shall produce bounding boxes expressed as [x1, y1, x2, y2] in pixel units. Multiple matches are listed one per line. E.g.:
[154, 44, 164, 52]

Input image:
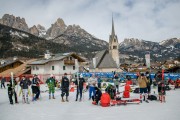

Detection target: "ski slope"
[0, 84, 180, 120]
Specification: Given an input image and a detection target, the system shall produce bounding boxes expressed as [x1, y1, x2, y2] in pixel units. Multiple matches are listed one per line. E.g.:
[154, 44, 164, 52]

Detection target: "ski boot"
[53, 95, 55, 99]
[61, 97, 65, 102]
[66, 97, 69, 102]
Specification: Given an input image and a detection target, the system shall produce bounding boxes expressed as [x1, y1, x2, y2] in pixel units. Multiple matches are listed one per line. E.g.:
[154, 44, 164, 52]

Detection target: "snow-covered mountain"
[119, 38, 180, 63]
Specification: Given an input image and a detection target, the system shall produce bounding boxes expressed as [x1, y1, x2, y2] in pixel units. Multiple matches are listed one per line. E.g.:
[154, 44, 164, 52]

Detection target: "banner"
[145, 53, 150, 68]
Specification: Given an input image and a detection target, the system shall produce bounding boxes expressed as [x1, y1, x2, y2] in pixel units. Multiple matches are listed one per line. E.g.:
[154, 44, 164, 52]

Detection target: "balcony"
[64, 60, 75, 65]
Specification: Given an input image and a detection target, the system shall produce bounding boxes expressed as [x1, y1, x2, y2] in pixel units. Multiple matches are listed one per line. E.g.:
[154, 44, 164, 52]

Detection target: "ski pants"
[1, 83, 5, 88]
[8, 90, 18, 104]
[76, 87, 83, 100]
[98, 83, 101, 89]
[49, 87, 55, 94]
[89, 86, 95, 99]
[22, 89, 29, 102]
[32, 86, 40, 99]
[61, 87, 69, 97]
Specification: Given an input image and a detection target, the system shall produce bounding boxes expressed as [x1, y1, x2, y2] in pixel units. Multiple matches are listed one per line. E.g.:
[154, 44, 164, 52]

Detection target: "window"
[113, 46, 117, 49]
[70, 57, 72, 60]
[52, 66, 54, 70]
[32, 66, 35, 70]
[36, 66, 39, 70]
[63, 66, 66, 70]
[73, 66, 75, 70]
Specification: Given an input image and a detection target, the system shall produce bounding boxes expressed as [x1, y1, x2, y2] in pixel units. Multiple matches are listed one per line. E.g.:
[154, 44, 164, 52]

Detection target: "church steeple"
[111, 16, 115, 36]
[109, 15, 120, 66]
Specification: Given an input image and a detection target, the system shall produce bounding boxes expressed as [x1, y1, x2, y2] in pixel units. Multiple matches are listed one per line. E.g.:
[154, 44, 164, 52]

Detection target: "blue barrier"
[79, 72, 180, 80]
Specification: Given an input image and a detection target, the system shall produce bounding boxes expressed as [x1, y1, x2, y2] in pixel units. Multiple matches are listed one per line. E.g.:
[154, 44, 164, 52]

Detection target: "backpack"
[147, 95, 157, 101]
[133, 88, 140, 93]
[100, 93, 111, 107]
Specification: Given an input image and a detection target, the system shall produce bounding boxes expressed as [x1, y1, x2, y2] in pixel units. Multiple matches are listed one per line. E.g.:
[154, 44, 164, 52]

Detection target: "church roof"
[89, 50, 118, 69]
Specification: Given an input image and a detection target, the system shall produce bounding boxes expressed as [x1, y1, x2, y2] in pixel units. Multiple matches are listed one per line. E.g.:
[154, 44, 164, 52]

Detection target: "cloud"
[0, 0, 180, 42]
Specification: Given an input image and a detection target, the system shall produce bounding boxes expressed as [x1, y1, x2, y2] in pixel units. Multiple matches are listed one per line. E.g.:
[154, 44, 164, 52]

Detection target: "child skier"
[46, 74, 56, 99]
[138, 73, 149, 103]
[74, 74, 85, 101]
[7, 78, 18, 105]
[92, 87, 102, 105]
[20, 76, 31, 104]
[31, 74, 40, 101]
[61, 73, 70, 102]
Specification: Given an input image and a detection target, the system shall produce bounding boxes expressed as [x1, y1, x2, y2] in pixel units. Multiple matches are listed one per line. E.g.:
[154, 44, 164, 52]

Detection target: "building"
[28, 52, 86, 81]
[89, 17, 123, 72]
[0, 59, 35, 79]
[0, 59, 23, 73]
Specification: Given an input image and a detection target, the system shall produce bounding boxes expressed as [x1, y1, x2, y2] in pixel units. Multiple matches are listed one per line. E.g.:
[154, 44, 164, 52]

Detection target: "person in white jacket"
[87, 74, 97, 100]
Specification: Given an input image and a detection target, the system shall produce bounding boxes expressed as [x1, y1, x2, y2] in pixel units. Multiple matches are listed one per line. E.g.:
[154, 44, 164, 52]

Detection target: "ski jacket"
[7, 79, 17, 90]
[95, 88, 102, 100]
[88, 77, 97, 87]
[113, 76, 119, 86]
[1, 78, 6, 83]
[74, 78, 85, 89]
[126, 80, 132, 85]
[46, 77, 56, 88]
[61, 77, 69, 88]
[32, 77, 40, 86]
[138, 76, 148, 88]
[20, 79, 31, 89]
[97, 78, 102, 83]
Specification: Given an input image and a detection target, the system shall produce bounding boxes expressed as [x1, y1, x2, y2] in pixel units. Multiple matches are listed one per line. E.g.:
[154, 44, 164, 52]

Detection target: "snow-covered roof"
[28, 52, 86, 65]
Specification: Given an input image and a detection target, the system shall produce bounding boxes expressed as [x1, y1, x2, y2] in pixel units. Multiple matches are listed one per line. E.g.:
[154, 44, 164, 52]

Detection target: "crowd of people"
[0, 71, 179, 106]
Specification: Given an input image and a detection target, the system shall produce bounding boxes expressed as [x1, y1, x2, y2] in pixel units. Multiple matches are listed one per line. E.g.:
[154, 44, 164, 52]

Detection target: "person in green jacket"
[46, 74, 56, 99]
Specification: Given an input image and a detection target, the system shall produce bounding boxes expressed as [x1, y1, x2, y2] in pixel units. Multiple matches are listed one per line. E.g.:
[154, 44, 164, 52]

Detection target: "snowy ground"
[0, 84, 180, 120]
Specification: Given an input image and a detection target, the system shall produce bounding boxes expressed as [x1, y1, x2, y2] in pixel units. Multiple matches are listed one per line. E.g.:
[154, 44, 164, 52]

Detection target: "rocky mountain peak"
[37, 24, 46, 31]
[159, 38, 180, 47]
[0, 14, 29, 32]
[29, 25, 39, 36]
[46, 18, 67, 39]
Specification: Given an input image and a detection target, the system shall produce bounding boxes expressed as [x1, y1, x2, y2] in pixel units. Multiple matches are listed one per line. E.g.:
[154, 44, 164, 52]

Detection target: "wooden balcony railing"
[64, 60, 75, 65]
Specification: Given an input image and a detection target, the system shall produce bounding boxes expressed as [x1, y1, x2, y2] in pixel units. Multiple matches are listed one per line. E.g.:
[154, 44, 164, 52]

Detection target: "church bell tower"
[109, 16, 120, 65]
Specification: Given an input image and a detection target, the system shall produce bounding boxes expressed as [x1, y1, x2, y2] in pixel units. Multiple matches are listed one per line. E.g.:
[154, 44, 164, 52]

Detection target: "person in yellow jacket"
[138, 73, 149, 103]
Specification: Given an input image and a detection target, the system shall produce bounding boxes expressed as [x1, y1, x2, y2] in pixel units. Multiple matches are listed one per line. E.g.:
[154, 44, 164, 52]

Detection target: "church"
[89, 17, 123, 72]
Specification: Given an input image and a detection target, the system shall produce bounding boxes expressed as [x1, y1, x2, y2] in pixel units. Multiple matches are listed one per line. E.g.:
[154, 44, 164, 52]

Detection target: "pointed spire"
[111, 14, 115, 36]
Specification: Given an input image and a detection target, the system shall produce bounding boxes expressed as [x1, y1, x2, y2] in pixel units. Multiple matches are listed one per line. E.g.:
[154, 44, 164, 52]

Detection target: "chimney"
[44, 50, 51, 59]
[13, 56, 18, 61]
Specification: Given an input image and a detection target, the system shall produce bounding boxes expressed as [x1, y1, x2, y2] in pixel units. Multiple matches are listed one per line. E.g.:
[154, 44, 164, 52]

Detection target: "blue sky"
[0, 0, 180, 42]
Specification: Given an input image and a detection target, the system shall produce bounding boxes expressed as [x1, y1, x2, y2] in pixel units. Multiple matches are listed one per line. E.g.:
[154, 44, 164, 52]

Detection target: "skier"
[46, 74, 56, 99]
[92, 87, 102, 105]
[126, 76, 133, 85]
[20, 76, 31, 104]
[87, 74, 97, 100]
[61, 73, 70, 102]
[1, 76, 6, 89]
[74, 74, 85, 101]
[31, 74, 40, 101]
[155, 71, 165, 102]
[97, 76, 102, 89]
[113, 73, 119, 92]
[146, 71, 152, 95]
[105, 84, 116, 99]
[138, 73, 149, 103]
[7, 78, 18, 104]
